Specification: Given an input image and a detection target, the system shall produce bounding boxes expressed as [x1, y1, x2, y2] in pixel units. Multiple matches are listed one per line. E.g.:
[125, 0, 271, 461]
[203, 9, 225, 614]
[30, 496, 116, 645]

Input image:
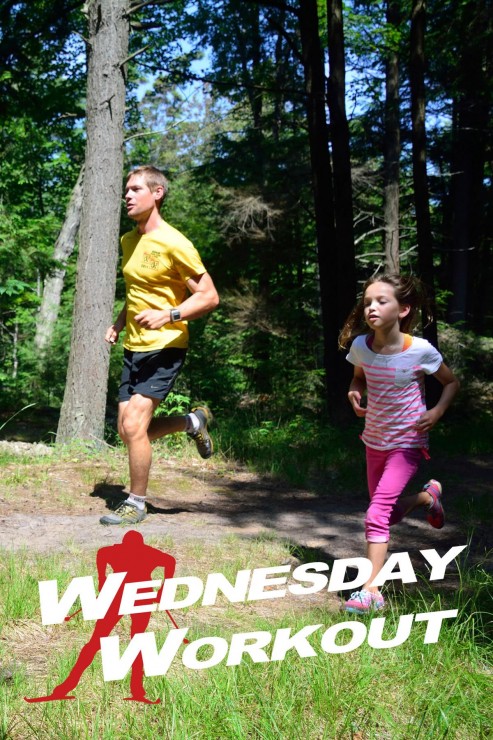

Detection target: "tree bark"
[448, 0, 489, 328]
[299, 0, 344, 416]
[326, 0, 356, 326]
[383, 1, 400, 273]
[57, 0, 129, 444]
[34, 166, 84, 359]
[409, 0, 438, 349]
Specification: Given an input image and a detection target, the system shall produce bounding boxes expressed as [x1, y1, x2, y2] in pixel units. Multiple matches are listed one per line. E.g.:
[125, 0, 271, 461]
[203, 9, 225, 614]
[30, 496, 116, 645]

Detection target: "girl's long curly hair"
[338, 273, 432, 349]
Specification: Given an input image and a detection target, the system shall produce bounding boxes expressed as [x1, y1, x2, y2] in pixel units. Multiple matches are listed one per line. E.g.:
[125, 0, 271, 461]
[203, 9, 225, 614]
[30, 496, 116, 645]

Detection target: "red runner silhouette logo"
[25, 530, 185, 704]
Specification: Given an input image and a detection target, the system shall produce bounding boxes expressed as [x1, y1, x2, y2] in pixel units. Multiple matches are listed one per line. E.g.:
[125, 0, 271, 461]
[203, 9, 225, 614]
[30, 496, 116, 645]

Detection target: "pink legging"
[365, 446, 422, 543]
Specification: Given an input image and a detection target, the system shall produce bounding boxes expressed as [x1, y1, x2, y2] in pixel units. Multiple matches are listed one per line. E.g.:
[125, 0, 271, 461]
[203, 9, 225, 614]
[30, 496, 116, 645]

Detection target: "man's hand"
[134, 309, 168, 330]
[348, 390, 367, 417]
[106, 306, 127, 344]
[105, 325, 121, 344]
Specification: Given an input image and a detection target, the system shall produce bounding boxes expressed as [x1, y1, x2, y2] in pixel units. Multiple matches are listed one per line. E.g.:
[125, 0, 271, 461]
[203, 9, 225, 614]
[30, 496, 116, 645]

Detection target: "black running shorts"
[118, 347, 187, 402]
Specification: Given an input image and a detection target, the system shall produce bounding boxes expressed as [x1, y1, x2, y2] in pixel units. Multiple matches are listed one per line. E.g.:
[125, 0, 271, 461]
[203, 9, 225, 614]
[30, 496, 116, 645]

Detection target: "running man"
[102, 165, 219, 526]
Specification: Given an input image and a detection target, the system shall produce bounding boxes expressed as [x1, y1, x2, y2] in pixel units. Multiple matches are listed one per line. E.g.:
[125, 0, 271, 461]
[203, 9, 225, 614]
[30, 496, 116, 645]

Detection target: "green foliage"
[155, 390, 192, 417]
[216, 411, 364, 488]
[439, 325, 493, 384]
[0, 0, 86, 123]
[0, 0, 491, 435]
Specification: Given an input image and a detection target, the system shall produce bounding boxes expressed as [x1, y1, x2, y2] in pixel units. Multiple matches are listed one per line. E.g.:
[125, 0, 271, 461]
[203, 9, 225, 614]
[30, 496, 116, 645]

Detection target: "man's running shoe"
[344, 589, 385, 614]
[424, 479, 444, 529]
[100, 500, 147, 526]
[188, 406, 213, 459]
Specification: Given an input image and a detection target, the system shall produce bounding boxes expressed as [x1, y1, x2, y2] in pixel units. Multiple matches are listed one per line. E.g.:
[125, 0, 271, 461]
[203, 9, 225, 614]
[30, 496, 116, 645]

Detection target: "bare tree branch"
[265, 10, 302, 64]
[244, 0, 298, 17]
[127, 0, 176, 16]
[138, 62, 311, 101]
[120, 44, 151, 67]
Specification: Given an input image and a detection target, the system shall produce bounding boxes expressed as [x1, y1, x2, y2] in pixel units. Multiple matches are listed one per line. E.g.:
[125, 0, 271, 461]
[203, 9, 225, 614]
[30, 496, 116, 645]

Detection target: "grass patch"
[0, 550, 95, 630]
[0, 542, 491, 738]
[215, 411, 365, 491]
[213, 408, 493, 491]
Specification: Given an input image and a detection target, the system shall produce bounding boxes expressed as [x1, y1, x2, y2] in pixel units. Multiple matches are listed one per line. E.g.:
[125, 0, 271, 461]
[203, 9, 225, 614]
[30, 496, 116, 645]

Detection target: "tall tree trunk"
[470, 0, 492, 334]
[410, 0, 440, 410]
[298, 0, 343, 416]
[448, 0, 489, 328]
[326, 0, 356, 326]
[409, 0, 438, 349]
[383, 1, 400, 273]
[234, 5, 272, 394]
[34, 166, 84, 359]
[57, 0, 129, 444]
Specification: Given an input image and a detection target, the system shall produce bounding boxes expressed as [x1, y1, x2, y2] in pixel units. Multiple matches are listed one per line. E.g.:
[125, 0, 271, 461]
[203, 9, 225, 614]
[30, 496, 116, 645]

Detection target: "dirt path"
[0, 447, 491, 566]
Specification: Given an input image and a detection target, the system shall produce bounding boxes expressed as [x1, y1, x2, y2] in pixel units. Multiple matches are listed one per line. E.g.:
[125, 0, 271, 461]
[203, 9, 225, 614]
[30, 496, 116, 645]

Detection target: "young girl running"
[339, 274, 459, 614]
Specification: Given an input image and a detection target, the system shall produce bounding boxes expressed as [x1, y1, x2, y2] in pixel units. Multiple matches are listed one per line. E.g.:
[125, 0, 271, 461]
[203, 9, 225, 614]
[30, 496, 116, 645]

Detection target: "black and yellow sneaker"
[188, 406, 213, 459]
[100, 500, 147, 526]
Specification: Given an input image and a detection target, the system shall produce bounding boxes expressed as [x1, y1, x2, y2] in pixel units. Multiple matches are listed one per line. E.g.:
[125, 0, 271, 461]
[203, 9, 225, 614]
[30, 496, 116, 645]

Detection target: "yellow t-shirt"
[121, 221, 206, 351]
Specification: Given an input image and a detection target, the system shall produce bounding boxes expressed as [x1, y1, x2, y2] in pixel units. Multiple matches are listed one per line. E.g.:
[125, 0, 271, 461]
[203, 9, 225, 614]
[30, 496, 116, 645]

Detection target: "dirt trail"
[0, 446, 491, 567]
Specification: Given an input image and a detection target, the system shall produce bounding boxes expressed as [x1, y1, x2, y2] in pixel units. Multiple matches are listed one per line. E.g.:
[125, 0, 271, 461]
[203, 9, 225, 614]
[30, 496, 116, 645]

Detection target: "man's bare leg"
[118, 394, 160, 495]
[101, 399, 214, 525]
[100, 395, 159, 525]
[147, 415, 186, 441]
[148, 407, 213, 459]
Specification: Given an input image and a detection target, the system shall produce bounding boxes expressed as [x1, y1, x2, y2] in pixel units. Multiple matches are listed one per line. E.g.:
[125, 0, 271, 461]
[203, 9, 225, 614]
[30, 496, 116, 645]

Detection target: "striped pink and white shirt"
[346, 334, 442, 450]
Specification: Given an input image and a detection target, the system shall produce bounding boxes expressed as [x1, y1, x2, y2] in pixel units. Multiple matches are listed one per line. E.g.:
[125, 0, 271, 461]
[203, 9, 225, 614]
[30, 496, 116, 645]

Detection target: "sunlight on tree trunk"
[57, 0, 130, 444]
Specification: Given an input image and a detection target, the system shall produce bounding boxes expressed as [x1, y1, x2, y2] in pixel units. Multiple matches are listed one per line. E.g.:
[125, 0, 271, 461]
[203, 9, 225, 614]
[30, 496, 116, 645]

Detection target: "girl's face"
[363, 281, 410, 331]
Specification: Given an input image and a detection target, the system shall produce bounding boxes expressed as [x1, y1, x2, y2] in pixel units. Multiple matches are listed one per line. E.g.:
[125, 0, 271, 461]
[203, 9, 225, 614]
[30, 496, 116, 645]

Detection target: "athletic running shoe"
[424, 479, 444, 529]
[188, 406, 213, 459]
[100, 500, 147, 526]
[344, 589, 385, 614]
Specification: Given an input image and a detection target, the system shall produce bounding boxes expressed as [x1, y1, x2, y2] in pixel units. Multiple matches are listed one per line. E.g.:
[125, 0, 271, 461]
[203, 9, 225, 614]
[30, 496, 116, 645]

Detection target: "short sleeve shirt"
[346, 334, 442, 450]
[121, 221, 207, 351]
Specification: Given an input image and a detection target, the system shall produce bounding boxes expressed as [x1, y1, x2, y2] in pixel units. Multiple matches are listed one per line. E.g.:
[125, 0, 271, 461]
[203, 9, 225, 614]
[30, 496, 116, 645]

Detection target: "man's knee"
[120, 413, 145, 442]
[118, 423, 129, 445]
[119, 397, 156, 443]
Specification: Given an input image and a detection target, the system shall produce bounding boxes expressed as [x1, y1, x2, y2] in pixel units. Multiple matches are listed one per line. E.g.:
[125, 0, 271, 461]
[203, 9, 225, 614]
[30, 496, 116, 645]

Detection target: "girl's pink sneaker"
[424, 479, 444, 529]
[344, 589, 385, 614]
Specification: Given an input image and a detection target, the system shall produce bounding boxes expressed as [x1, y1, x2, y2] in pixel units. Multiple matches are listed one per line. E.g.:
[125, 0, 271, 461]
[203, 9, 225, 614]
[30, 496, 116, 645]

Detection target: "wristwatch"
[169, 308, 181, 324]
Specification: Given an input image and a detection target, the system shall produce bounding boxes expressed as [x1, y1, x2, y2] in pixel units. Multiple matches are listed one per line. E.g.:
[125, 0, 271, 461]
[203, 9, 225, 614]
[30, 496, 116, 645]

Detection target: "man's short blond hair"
[126, 165, 169, 210]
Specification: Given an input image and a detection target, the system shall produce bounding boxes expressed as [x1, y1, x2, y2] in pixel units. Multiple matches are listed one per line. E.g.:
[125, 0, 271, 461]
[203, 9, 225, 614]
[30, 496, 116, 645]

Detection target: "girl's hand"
[348, 391, 367, 417]
[414, 408, 441, 432]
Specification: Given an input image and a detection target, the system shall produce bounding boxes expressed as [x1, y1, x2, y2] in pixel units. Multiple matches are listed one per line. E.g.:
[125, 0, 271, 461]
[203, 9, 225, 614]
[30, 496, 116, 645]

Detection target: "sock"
[185, 412, 199, 433]
[127, 493, 146, 511]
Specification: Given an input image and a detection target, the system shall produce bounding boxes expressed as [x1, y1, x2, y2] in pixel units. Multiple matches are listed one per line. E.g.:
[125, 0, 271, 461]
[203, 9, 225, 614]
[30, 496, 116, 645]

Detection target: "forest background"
[0, 2, 492, 736]
[0, 0, 492, 463]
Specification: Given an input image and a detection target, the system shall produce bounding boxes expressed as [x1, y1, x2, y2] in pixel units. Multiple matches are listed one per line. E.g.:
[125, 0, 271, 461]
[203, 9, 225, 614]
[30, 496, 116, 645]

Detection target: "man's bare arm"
[134, 272, 219, 330]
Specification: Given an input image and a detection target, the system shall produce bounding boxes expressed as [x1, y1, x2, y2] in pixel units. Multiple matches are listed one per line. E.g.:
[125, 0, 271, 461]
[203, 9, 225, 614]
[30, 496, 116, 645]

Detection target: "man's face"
[124, 175, 162, 221]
